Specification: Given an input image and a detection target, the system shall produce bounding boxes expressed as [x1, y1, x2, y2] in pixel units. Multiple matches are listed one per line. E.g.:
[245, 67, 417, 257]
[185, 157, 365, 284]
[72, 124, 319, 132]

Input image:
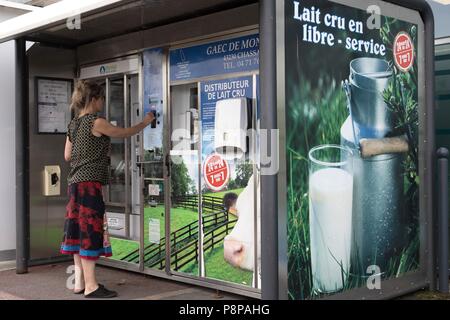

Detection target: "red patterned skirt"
[60, 181, 112, 260]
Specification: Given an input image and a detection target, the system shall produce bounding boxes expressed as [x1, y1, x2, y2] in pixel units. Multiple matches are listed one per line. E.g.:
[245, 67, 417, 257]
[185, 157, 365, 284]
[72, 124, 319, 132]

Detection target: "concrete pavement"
[1, 261, 448, 300]
[0, 262, 248, 300]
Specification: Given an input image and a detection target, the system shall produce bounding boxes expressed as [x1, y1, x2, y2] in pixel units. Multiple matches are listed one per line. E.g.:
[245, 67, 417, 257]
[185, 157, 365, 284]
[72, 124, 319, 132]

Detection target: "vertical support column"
[105, 77, 111, 204]
[252, 74, 259, 289]
[138, 58, 145, 272]
[15, 38, 29, 274]
[437, 148, 449, 293]
[197, 81, 204, 278]
[124, 74, 130, 239]
[260, 0, 278, 299]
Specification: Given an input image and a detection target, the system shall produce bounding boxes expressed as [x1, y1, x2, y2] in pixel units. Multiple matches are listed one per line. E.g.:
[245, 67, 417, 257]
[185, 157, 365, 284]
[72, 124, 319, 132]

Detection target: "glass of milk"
[308, 144, 353, 294]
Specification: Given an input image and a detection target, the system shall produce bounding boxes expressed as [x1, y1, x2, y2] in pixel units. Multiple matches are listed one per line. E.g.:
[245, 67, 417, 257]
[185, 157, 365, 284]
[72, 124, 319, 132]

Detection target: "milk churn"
[341, 58, 408, 276]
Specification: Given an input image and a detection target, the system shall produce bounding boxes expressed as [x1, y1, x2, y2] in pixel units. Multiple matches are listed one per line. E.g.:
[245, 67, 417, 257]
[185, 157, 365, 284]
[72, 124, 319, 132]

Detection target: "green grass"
[185, 246, 253, 286]
[108, 194, 253, 286]
[144, 205, 198, 238]
[109, 205, 198, 261]
[110, 238, 139, 260]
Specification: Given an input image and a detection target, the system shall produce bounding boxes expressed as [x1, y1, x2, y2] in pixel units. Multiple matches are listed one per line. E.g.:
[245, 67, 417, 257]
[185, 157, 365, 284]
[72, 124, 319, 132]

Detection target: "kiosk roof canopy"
[0, 0, 256, 47]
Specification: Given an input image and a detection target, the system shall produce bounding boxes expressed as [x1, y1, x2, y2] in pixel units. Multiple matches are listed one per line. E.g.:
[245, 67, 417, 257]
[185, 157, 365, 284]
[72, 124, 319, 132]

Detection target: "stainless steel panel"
[124, 74, 130, 239]
[28, 44, 75, 261]
[108, 77, 126, 205]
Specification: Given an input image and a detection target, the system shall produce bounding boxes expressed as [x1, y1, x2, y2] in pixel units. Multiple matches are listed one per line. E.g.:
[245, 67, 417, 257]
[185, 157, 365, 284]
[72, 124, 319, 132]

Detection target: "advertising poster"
[168, 34, 260, 286]
[199, 76, 258, 286]
[285, 0, 419, 299]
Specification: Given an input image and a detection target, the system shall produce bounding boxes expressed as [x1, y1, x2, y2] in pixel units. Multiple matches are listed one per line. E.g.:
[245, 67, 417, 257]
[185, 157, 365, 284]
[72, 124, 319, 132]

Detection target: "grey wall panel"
[77, 3, 259, 66]
[28, 44, 75, 261]
[0, 40, 17, 254]
[0, 249, 16, 261]
[0, 5, 33, 259]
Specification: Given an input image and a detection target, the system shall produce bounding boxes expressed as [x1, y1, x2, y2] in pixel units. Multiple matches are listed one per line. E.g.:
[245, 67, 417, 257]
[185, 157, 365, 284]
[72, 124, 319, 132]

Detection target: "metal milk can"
[341, 58, 409, 275]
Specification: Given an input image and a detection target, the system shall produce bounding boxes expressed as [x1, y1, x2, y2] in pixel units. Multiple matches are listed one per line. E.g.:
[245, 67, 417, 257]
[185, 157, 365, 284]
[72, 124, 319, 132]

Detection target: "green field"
[109, 205, 198, 261]
[186, 246, 253, 286]
[108, 189, 252, 285]
[110, 188, 245, 262]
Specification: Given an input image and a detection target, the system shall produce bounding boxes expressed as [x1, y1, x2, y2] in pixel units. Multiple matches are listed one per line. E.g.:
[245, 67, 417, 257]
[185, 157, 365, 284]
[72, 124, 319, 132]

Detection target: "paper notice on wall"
[148, 184, 160, 196]
[107, 217, 122, 230]
[38, 104, 69, 133]
[37, 78, 72, 133]
[149, 219, 160, 244]
[38, 80, 70, 104]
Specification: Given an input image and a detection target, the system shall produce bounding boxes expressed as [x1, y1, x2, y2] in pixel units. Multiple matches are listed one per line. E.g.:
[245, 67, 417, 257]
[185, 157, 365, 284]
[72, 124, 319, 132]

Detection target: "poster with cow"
[285, 0, 420, 299]
[197, 76, 261, 287]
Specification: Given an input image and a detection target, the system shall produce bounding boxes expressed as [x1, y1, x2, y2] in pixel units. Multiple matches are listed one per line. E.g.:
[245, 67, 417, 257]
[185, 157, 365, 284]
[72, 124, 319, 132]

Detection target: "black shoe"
[74, 288, 85, 295]
[84, 284, 117, 299]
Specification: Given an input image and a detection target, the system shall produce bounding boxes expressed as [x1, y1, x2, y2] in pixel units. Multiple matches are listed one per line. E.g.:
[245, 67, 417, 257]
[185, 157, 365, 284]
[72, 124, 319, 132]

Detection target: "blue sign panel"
[170, 34, 259, 81]
[143, 48, 164, 150]
[200, 76, 254, 159]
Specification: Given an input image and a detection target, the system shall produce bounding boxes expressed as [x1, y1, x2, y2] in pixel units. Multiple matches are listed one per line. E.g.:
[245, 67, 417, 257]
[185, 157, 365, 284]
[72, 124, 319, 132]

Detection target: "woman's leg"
[73, 254, 85, 292]
[81, 258, 99, 295]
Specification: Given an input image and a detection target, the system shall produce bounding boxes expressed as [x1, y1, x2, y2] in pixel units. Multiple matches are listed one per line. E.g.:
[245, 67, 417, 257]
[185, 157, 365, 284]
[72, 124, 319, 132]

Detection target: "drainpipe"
[15, 37, 29, 274]
[260, 0, 278, 300]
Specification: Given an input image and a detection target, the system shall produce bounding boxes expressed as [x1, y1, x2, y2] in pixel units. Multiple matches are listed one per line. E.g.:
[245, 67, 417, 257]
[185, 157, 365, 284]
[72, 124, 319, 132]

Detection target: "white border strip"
[0, 0, 122, 42]
[0, 0, 41, 12]
[436, 37, 450, 46]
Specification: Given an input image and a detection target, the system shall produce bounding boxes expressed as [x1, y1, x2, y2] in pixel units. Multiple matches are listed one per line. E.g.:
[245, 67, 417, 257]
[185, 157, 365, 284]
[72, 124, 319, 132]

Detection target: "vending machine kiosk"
[0, 0, 436, 300]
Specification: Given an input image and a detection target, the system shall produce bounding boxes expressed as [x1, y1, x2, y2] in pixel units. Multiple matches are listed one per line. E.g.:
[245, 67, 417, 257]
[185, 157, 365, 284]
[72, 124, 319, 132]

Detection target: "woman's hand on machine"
[143, 112, 155, 126]
[94, 117, 150, 138]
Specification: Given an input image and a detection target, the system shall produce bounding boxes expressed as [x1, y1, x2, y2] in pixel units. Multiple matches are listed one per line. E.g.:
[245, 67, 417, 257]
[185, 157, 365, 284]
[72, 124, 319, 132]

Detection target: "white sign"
[108, 217, 122, 230]
[37, 78, 72, 134]
[148, 184, 160, 196]
[149, 219, 160, 244]
[79, 58, 139, 79]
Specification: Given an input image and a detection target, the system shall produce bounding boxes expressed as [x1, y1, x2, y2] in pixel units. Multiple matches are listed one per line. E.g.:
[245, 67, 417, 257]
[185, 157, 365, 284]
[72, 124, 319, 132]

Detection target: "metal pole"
[260, 0, 278, 299]
[15, 38, 29, 274]
[437, 148, 449, 293]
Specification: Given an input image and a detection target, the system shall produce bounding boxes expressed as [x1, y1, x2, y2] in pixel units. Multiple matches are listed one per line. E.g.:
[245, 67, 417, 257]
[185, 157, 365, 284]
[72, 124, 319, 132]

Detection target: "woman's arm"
[93, 112, 154, 138]
[64, 137, 72, 162]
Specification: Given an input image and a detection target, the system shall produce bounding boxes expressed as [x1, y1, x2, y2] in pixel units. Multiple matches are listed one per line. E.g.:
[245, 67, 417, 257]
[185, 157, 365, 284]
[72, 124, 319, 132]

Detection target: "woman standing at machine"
[61, 80, 154, 298]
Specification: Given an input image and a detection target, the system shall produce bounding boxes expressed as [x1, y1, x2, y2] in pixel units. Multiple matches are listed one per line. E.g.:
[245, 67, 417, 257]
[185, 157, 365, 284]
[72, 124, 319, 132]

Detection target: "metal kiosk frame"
[6, 0, 436, 300]
[266, 0, 436, 300]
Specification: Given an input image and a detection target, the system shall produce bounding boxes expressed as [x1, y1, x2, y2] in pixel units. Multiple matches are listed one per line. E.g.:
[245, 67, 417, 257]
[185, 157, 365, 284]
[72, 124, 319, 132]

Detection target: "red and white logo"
[394, 32, 414, 72]
[203, 153, 230, 192]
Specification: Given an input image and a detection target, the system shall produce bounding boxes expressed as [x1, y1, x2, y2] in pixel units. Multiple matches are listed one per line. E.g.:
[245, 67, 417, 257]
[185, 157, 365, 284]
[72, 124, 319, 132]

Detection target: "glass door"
[141, 97, 166, 271]
[103, 74, 141, 265]
[169, 83, 201, 276]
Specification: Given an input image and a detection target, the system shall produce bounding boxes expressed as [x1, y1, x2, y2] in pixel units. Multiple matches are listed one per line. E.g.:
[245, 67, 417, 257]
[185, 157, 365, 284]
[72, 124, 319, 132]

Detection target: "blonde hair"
[70, 80, 105, 114]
